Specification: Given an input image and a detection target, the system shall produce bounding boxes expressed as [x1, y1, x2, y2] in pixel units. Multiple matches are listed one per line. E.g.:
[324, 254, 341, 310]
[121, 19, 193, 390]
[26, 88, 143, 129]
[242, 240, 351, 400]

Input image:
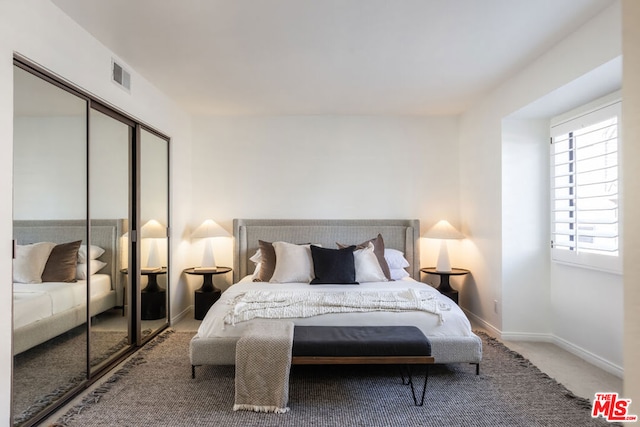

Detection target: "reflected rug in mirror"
[54, 331, 617, 427]
[13, 327, 132, 426]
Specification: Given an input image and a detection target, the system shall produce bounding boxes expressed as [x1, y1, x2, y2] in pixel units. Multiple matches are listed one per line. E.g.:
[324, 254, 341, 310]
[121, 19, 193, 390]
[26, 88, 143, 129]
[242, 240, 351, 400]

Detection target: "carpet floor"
[52, 330, 618, 427]
[13, 327, 131, 425]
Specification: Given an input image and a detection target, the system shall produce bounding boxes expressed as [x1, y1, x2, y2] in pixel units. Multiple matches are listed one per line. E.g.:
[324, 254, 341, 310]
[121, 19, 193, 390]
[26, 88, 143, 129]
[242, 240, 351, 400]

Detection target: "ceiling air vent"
[112, 60, 131, 92]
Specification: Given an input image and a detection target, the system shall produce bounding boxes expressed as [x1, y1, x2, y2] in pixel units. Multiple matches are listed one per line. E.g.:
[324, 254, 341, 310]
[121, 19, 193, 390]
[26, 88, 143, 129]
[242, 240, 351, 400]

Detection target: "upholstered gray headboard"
[13, 219, 127, 304]
[233, 219, 420, 283]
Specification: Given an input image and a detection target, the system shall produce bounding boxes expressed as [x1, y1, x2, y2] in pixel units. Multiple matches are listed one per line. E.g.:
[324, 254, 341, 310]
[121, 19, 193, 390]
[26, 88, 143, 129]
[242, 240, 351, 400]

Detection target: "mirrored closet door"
[88, 107, 133, 374]
[12, 64, 89, 426]
[12, 58, 170, 427]
[139, 128, 170, 341]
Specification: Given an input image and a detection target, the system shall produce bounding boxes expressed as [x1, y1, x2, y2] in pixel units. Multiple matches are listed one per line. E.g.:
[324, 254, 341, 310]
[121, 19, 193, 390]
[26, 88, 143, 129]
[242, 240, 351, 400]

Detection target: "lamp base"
[436, 240, 452, 273]
[200, 239, 217, 271]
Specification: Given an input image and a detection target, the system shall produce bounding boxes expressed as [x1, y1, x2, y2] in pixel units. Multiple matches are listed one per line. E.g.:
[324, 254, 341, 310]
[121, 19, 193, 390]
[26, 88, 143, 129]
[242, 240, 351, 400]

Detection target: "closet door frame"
[12, 55, 171, 426]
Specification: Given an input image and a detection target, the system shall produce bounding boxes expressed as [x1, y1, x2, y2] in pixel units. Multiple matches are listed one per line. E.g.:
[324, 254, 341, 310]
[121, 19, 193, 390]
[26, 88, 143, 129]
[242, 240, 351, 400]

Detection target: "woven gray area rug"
[54, 330, 615, 427]
[13, 327, 132, 425]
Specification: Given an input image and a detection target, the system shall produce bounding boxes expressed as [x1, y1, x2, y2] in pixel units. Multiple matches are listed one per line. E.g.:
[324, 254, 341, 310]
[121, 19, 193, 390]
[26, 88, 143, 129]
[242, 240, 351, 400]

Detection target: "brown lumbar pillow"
[252, 240, 277, 282]
[41, 240, 82, 282]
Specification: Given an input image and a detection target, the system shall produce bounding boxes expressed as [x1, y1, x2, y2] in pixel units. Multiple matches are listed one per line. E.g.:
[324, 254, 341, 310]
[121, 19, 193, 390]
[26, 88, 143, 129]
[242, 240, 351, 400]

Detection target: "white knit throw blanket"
[224, 288, 445, 325]
[233, 321, 294, 413]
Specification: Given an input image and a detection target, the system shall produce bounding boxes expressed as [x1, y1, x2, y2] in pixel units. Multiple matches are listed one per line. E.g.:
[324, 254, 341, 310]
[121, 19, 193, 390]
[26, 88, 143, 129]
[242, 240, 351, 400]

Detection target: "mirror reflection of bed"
[12, 220, 129, 422]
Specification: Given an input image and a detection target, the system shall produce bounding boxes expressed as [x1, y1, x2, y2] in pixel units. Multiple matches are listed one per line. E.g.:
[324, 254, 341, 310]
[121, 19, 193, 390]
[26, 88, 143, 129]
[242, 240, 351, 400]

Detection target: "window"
[550, 98, 621, 273]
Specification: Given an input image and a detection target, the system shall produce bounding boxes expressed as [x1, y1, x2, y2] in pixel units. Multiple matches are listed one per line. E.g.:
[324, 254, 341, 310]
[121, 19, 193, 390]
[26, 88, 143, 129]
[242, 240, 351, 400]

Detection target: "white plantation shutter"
[550, 100, 621, 273]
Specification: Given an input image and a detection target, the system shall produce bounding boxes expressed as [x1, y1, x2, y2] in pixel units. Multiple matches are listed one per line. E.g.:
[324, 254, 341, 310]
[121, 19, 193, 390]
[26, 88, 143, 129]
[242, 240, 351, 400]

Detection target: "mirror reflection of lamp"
[422, 220, 465, 272]
[141, 219, 166, 271]
[191, 220, 230, 271]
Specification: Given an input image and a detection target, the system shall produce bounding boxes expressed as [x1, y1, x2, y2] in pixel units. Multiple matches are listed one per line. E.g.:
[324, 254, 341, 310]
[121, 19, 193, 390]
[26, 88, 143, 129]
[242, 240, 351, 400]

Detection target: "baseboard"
[170, 305, 192, 326]
[552, 334, 623, 379]
[467, 310, 624, 379]
[462, 308, 501, 338]
[501, 331, 553, 342]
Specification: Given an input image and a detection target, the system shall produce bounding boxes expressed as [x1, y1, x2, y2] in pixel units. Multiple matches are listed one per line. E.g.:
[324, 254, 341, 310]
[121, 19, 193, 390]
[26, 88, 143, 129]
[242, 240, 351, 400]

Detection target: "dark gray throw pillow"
[310, 245, 358, 285]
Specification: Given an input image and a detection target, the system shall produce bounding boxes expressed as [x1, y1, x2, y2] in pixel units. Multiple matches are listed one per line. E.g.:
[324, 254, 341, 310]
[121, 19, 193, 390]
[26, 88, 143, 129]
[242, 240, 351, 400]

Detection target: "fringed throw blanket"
[224, 289, 446, 325]
[233, 320, 294, 413]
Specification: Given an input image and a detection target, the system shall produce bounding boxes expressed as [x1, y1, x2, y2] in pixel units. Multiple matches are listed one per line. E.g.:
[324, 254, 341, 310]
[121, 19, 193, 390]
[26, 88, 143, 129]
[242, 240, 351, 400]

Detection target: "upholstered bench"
[291, 325, 434, 406]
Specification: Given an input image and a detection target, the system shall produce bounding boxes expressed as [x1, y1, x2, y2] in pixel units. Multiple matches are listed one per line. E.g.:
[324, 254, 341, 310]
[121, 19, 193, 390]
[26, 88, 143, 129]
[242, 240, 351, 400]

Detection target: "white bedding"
[13, 274, 112, 330]
[197, 276, 475, 341]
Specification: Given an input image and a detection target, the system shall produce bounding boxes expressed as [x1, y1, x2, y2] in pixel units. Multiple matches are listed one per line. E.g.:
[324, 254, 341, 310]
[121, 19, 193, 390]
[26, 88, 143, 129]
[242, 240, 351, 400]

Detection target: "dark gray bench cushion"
[292, 326, 431, 357]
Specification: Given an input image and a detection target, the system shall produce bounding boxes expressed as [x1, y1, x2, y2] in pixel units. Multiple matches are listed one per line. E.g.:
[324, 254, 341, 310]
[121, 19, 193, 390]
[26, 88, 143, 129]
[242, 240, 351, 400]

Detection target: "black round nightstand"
[184, 267, 232, 320]
[121, 267, 168, 320]
[420, 267, 469, 305]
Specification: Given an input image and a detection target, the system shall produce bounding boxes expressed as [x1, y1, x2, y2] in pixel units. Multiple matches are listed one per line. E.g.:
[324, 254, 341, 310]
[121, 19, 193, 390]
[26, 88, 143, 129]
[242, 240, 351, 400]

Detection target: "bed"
[190, 219, 482, 368]
[13, 219, 126, 355]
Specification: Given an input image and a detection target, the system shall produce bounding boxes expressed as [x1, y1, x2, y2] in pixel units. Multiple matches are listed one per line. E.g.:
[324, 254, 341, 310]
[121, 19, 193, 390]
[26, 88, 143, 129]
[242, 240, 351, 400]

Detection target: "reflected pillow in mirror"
[42, 240, 81, 282]
[13, 242, 56, 284]
[76, 259, 107, 280]
[78, 244, 105, 263]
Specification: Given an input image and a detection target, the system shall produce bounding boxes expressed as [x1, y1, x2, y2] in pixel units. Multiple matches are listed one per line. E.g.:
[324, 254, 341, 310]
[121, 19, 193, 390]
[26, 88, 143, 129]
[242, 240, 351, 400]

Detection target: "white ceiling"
[51, 0, 614, 116]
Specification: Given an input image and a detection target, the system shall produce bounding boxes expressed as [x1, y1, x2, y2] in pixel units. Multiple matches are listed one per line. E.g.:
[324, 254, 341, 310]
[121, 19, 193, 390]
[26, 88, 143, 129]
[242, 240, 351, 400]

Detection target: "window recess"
[550, 99, 621, 273]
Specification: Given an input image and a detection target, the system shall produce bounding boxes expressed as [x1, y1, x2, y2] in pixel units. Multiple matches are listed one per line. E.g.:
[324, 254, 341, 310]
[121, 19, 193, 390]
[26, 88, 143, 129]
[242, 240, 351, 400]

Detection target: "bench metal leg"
[472, 363, 480, 375]
[399, 366, 410, 385]
[192, 365, 196, 379]
[402, 365, 429, 406]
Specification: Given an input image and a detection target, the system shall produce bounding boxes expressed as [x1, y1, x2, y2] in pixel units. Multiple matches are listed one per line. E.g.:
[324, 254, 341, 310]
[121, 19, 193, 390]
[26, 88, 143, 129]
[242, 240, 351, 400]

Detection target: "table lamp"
[423, 220, 465, 272]
[141, 219, 166, 270]
[191, 219, 230, 271]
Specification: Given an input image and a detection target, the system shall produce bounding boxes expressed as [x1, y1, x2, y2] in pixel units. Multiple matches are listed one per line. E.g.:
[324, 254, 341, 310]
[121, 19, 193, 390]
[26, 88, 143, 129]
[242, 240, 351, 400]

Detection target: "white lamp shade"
[191, 220, 230, 239]
[141, 219, 167, 238]
[422, 220, 465, 240]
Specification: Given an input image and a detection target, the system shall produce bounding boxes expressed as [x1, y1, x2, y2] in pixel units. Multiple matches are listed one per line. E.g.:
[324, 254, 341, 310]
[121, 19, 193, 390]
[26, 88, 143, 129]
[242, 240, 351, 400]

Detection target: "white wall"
[0, 0, 192, 423]
[460, 0, 622, 374]
[501, 118, 551, 337]
[14, 112, 131, 220]
[90, 111, 130, 220]
[550, 264, 623, 371]
[13, 116, 87, 219]
[189, 115, 462, 289]
[622, 0, 640, 406]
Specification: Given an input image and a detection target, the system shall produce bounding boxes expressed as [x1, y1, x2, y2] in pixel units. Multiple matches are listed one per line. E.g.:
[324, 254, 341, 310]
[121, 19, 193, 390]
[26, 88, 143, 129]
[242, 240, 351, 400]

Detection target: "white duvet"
[197, 277, 475, 340]
[13, 274, 112, 330]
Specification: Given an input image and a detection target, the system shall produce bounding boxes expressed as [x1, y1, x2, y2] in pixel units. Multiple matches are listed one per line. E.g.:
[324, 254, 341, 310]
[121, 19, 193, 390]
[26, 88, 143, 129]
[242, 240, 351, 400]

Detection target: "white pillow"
[78, 244, 105, 263]
[13, 242, 56, 284]
[249, 249, 262, 264]
[390, 268, 410, 280]
[251, 262, 262, 279]
[353, 242, 387, 283]
[76, 260, 107, 280]
[384, 248, 410, 269]
[270, 241, 314, 283]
